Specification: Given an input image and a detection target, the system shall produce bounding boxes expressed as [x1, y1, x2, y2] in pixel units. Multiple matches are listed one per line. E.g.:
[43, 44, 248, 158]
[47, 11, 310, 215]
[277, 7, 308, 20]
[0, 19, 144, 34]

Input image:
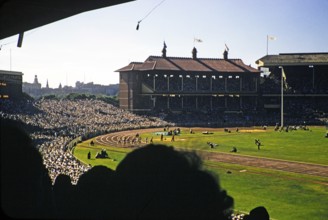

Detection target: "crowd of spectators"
[260, 73, 328, 95]
[0, 98, 171, 184]
[155, 108, 327, 128]
[1, 93, 326, 185]
[153, 96, 259, 112]
[212, 78, 226, 91]
[142, 73, 258, 93]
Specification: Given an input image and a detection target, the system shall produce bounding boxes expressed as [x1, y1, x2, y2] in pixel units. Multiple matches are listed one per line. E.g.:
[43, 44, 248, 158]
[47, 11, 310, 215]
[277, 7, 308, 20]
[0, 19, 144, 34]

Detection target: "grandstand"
[0, 70, 23, 99]
[116, 48, 328, 126]
[257, 53, 328, 118]
[116, 44, 260, 113]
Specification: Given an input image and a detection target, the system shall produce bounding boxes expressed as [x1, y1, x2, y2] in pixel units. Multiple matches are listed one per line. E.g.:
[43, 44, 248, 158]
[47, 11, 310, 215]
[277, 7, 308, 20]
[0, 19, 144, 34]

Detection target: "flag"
[281, 67, 288, 89]
[268, 35, 277, 41]
[281, 67, 286, 81]
[225, 43, 229, 52]
[194, 38, 203, 43]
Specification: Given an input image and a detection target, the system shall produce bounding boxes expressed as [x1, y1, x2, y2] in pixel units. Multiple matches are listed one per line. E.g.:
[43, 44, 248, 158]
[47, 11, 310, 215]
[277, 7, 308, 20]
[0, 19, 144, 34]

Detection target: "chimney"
[162, 41, 167, 58]
[192, 47, 197, 59]
[223, 49, 228, 60]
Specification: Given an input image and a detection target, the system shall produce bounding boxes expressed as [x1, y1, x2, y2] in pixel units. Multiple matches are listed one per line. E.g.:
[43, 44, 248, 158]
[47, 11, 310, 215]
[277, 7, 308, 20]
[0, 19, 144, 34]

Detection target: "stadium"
[116, 47, 328, 127]
[1, 43, 328, 220]
[1, 46, 328, 220]
[1, 61, 327, 218]
[1, 1, 328, 219]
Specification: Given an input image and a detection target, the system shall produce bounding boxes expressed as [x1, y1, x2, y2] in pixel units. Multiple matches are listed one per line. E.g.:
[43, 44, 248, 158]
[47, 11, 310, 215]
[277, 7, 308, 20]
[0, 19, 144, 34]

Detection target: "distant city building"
[116, 44, 260, 113]
[23, 75, 42, 97]
[75, 81, 118, 95]
[0, 70, 23, 99]
[22, 75, 119, 98]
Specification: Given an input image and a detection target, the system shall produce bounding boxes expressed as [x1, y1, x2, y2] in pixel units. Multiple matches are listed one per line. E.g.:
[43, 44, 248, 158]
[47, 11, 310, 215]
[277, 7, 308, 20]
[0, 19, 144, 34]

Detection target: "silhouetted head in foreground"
[74, 165, 115, 219]
[112, 144, 233, 219]
[1, 119, 54, 219]
[244, 206, 270, 220]
[53, 174, 76, 219]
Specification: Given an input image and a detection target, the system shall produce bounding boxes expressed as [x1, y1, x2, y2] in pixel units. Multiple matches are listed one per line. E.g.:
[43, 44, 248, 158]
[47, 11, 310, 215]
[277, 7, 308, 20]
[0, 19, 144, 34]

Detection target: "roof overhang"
[0, 70, 23, 75]
[117, 56, 261, 73]
[256, 53, 328, 67]
[0, 0, 134, 40]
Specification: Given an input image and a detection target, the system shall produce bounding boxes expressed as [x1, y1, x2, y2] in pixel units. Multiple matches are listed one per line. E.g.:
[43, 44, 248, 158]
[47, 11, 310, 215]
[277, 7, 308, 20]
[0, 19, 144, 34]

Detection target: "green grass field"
[74, 126, 328, 220]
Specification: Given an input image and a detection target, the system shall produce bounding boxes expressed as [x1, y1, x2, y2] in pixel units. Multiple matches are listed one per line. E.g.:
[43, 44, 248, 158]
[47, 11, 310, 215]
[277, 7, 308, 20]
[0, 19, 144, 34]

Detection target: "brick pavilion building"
[116, 43, 260, 113]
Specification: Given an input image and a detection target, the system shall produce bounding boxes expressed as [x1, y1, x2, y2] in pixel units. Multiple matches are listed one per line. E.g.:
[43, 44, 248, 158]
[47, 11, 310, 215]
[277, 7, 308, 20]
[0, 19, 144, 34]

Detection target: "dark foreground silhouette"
[110, 144, 234, 219]
[1, 119, 54, 219]
[1, 119, 269, 219]
[243, 206, 270, 220]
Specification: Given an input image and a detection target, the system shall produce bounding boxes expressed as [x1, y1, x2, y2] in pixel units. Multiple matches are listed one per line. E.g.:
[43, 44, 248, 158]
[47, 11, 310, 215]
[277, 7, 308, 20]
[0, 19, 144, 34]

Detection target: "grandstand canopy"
[0, 0, 134, 39]
[116, 56, 259, 73]
[0, 70, 23, 76]
[256, 53, 328, 67]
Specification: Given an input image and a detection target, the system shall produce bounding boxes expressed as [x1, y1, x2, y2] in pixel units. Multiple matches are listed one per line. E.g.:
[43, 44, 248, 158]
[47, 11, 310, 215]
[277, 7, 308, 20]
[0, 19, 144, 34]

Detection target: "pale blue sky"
[0, 0, 327, 88]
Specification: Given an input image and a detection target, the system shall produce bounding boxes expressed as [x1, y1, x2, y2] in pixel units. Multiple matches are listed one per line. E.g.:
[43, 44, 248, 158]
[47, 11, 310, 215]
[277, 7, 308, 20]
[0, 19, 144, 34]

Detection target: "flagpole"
[280, 66, 284, 128]
[267, 35, 277, 55]
[10, 48, 12, 71]
[266, 35, 268, 55]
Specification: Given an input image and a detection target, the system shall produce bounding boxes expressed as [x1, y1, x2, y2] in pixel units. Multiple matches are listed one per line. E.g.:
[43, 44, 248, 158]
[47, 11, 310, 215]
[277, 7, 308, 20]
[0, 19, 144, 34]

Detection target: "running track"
[94, 128, 328, 180]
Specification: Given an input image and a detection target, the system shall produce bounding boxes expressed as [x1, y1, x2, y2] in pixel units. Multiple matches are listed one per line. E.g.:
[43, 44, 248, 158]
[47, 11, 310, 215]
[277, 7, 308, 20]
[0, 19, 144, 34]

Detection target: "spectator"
[111, 144, 234, 219]
[74, 165, 115, 219]
[1, 119, 55, 219]
[243, 206, 270, 220]
[53, 174, 76, 219]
